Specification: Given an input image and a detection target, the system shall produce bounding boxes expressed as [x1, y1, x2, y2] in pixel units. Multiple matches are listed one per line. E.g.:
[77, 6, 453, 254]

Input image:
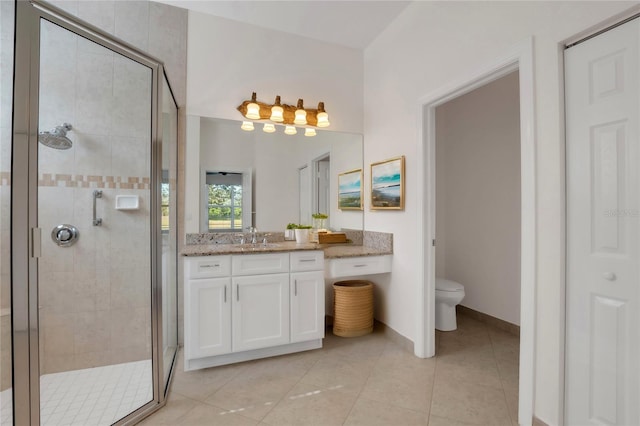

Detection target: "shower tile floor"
[0, 359, 152, 425]
[142, 313, 520, 426]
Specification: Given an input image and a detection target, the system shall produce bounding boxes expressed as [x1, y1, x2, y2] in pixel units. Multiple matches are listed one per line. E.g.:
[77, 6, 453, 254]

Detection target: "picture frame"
[370, 156, 405, 210]
[338, 168, 363, 210]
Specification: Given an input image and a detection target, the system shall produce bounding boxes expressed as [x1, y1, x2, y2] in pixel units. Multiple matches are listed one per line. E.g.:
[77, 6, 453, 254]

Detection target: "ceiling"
[152, 0, 411, 49]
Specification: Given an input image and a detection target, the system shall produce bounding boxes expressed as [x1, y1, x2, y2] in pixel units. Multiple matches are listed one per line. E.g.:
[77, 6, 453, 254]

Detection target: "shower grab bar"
[93, 190, 103, 226]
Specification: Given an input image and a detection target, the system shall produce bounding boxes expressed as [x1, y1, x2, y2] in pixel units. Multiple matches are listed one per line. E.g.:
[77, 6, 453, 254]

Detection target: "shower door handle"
[93, 190, 103, 226]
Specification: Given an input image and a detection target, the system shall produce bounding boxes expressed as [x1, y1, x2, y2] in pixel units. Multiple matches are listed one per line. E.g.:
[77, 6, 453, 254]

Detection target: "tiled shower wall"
[38, 17, 154, 374]
[0, 0, 187, 377]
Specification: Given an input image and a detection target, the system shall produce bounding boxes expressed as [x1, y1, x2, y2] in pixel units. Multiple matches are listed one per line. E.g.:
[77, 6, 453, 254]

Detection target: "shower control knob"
[51, 224, 79, 247]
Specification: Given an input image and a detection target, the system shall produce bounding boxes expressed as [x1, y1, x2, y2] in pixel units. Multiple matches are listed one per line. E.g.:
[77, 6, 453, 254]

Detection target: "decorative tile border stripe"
[37, 173, 150, 189]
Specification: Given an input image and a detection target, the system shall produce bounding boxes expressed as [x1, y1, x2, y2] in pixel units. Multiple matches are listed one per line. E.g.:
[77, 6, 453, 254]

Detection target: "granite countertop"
[181, 241, 392, 259]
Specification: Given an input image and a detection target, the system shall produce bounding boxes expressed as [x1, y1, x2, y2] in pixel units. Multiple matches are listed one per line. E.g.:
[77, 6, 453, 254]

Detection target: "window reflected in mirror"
[203, 170, 252, 232]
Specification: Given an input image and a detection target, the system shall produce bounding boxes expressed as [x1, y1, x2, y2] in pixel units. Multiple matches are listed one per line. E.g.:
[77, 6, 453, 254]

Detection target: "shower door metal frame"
[11, 1, 177, 424]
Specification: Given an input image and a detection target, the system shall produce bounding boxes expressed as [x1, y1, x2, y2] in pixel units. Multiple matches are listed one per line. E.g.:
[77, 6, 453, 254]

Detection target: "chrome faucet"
[246, 226, 258, 244]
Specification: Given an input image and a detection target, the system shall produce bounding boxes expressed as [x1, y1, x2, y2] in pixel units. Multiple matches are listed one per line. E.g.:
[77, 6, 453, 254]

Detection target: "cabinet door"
[291, 271, 325, 343]
[186, 277, 231, 359]
[232, 273, 290, 352]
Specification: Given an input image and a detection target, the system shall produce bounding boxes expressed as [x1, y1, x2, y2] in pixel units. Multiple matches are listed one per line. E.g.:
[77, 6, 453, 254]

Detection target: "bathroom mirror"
[187, 116, 363, 233]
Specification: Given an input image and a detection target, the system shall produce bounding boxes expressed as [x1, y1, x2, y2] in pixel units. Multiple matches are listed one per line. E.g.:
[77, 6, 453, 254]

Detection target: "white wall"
[435, 71, 521, 326]
[363, 2, 636, 424]
[186, 10, 363, 134]
[197, 117, 363, 232]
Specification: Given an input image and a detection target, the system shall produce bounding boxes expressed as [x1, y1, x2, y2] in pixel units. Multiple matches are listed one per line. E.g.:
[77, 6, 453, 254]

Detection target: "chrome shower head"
[39, 123, 73, 150]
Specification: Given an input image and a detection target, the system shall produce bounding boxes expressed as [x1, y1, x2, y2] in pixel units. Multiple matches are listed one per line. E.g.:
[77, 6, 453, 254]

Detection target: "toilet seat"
[435, 278, 464, 292]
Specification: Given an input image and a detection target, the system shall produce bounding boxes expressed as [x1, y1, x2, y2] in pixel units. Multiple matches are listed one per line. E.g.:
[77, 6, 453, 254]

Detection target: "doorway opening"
[417, 39, 536, 425]
[434, 69, 522, 418]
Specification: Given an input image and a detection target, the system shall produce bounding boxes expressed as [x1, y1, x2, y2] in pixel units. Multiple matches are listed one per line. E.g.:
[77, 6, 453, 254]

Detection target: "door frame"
[311, 153, 331, 219]
[298, 164, 310, 224]
[415, 37, 536, 425]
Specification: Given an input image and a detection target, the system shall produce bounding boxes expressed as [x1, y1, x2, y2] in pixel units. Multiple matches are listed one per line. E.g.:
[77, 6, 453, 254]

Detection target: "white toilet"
[435, 278, 465, 331]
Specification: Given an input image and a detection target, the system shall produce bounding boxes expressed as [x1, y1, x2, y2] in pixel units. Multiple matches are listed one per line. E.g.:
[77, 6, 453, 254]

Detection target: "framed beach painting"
[370, 156, 405, 210]
[338, 168, 363, 210]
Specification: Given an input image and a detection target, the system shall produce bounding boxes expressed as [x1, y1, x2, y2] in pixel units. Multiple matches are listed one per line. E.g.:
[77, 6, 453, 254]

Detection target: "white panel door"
[186, 278, 231, 359]
[565, 18, 640, 426]
[232, 273, 290, 352]
[290, 271, 325, 343]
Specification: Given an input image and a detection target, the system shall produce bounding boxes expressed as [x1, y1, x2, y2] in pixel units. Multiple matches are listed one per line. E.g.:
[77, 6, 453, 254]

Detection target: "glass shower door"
[37, 18, 153, 424]
[0, 1, 14, 425]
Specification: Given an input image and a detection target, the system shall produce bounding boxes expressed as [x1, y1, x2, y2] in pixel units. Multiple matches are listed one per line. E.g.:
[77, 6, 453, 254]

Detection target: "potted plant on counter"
[294, 225, 313, 244]
[285, 223, 298, 241]
[312, 213, 328, 231]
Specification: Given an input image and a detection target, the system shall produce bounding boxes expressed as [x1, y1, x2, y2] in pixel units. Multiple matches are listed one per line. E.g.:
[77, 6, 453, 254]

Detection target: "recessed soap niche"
[115, 195, 140, 210]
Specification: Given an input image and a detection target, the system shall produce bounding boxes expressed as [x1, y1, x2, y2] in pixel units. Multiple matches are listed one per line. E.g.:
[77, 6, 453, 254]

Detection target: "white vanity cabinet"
[184, 251, 324, 371]
[325, 255, 392, 278]
[184, 256, 232, 360]
[232, 273, 290, 352]
[290, 251, 325, 342]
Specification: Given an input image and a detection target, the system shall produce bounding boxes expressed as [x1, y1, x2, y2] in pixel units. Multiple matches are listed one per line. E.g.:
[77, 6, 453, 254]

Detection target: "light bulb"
[270, 95, 284, 122]
[316, 102, 330, 127]
[316, 112, 330, 127]
[294, 99, 307, 125]
[246, 103, 260, 120]
[245, 92, 260, 119]
[304, 128, 316, 137]
[284, 125, 297, 135]
[263, 123, 276, 133]
[241, 121, 254, 131]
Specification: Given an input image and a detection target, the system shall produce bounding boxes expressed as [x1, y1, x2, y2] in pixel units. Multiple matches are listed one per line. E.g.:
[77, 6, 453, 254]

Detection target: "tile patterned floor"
[0, 359, 152, 426]
[142, 313, 519, 426]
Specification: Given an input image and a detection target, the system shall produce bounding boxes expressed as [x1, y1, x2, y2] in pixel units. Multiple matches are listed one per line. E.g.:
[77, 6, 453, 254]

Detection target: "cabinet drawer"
[232, 253, 289, 276]
[290, 251, 324, 272]
[325, 255, 392, 278]
[186, 256, 231, 279]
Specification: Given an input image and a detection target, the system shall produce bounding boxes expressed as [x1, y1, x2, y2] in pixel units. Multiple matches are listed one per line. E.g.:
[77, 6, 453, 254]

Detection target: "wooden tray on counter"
[318, 232, 347, 244]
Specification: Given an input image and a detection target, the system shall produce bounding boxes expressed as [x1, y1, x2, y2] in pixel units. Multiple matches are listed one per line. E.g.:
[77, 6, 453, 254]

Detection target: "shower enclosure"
[4, 1, 179, 424]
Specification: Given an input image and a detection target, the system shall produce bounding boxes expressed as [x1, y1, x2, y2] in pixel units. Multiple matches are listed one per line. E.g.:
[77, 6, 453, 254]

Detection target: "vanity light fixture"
[270, 96, 284, 122]
[263, 123, 276, 133]
[241, 121, 254, 131]
[316, 102, 330, 128]
[305, 128, 316, 137]
[294, 99, 307, 125]
[245, 92, 261, 120]
[284, 125, 297, 135]
[237, 93, 330, 128]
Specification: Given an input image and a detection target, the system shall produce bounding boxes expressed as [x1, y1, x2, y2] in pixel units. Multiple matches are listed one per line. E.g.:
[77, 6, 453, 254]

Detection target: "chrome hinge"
[432, 239, 436, 247]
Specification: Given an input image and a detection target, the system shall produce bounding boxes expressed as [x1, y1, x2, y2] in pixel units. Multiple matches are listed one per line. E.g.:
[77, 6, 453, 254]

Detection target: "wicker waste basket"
[333, 280, 374, 337]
